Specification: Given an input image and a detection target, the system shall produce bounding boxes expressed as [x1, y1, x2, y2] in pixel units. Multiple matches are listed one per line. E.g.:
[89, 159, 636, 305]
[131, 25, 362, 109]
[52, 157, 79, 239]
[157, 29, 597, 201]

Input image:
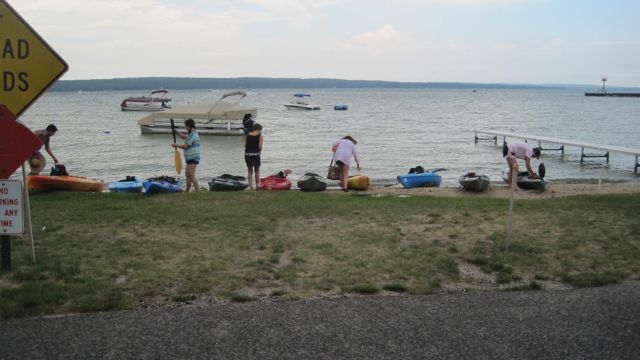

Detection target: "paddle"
[170, 119, 183, 175]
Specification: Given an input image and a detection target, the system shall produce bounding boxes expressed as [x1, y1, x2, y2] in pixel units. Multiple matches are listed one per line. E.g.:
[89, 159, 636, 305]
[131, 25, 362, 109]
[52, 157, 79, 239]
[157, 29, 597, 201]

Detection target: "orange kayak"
[28, 175, 105, 192]
[347, 175, 370, 191]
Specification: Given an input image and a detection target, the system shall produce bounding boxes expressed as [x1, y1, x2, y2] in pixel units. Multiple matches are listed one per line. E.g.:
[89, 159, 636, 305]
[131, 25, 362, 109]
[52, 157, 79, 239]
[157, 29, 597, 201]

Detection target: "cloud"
[353, 25, 414, 45]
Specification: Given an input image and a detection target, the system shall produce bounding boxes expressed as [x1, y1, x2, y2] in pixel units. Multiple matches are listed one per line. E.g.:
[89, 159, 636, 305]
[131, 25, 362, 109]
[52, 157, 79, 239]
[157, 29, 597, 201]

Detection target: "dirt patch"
[350, 182, 640, 199]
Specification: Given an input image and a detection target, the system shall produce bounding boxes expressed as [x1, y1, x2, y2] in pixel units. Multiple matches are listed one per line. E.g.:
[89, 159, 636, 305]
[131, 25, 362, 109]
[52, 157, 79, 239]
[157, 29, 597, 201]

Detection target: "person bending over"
[503, 141, 541, 188]
[28, 124, 59, 175]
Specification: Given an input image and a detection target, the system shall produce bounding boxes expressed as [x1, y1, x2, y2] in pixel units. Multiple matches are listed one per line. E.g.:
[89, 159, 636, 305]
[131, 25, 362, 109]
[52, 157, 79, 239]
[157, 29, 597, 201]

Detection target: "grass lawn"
[1, 191, 639, 318]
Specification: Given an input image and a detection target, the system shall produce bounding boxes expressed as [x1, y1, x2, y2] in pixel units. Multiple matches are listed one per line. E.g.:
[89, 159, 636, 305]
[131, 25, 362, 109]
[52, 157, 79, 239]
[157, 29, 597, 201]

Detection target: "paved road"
[1, 282, 639, 359]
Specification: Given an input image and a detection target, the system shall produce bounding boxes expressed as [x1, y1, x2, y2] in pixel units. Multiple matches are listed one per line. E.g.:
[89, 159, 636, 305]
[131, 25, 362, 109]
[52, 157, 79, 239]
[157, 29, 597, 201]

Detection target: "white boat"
[137, 91, 257, 136]
[283, 94, 320, 110]
[121, 90, 172, 111]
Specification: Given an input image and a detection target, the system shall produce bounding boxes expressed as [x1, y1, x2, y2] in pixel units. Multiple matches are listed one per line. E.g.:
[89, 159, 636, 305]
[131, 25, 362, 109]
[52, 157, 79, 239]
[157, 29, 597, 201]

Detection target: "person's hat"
[532, 147, 541, 159]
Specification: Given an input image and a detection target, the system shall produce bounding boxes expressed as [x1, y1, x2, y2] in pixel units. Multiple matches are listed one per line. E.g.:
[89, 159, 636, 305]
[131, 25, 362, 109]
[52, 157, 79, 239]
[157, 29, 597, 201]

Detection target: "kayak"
[458, 173, 490, 192]
[397, 169, 443, 188]
[258, 175, 292, 191]
[108, 176, 143, 193]
[347, 175, 370, 190]
[143, 176, 183, 194]
[297, 173, 327, 192]
[502, 163, 546, 191]
[209, 174, 249, 191]
[28, 175, 105, 192]
[502, 172, 546, 191]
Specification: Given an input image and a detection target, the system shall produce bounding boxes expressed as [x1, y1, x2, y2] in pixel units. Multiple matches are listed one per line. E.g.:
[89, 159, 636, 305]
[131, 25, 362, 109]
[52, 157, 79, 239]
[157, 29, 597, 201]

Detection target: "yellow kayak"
[347, 175, 370, 191]
[28, 175, 105, 192]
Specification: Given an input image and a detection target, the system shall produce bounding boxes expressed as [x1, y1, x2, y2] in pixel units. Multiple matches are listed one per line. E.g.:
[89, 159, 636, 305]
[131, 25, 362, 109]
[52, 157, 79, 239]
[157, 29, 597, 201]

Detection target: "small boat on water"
[108, 176, 143, 193]
[297, 173, 327, 192]
[258, 175, 292, 191]
[334, 104, 348, 111]
[284, 94, 320, 110]
[347, 175, 370, 191]
[121, 90, 172, 111]
[137, 91, 257, 135]
[28, 175, 105, 192]
[397, 168, 444, 188]
[143, 176, 183, 194]
[458, 172, 490, 192]
[209, 174, 249, 191]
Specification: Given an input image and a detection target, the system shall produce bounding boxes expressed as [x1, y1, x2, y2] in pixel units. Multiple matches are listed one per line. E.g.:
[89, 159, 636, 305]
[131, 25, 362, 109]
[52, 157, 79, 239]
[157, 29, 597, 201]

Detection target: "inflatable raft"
[143, 176, 183, 194]
[258, 175, 292, 191]
[108, 176, 143, 193]
[209, 174, 249, 191]
[347, 175, 370, 190]
[28, 175, 105, 192]
[297, 173, 327, 192]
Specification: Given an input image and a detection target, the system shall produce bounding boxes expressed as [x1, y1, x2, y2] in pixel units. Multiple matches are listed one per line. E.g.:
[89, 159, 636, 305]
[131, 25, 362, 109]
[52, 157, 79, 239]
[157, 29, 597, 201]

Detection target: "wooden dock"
[585, 92, 640, 97]
[474, 130, 640, 175]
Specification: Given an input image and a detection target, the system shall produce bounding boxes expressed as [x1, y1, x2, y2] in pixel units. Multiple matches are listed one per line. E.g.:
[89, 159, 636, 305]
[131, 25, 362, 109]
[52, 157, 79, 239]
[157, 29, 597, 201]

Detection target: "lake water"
[16, 88, 640, 186]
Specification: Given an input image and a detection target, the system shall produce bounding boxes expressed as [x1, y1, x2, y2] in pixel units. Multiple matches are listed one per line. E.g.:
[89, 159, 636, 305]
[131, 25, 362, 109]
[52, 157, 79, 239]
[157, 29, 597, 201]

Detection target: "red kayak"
[258, 175, 292, 191]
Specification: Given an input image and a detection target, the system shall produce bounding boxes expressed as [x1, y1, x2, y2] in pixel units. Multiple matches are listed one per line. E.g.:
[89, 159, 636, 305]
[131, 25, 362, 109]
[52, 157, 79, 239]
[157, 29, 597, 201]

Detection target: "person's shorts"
[30, 152, 44, 162]
[186, 159, 199, 165]
[245, 154, 261, 167]
[336, 160, 347, 167]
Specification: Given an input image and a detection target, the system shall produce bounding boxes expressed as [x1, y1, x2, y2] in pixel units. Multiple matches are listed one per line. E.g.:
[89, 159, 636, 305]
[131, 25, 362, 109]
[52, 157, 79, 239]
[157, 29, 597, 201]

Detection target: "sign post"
[0, 0, 68, 270]
[0, 179, 23, 271]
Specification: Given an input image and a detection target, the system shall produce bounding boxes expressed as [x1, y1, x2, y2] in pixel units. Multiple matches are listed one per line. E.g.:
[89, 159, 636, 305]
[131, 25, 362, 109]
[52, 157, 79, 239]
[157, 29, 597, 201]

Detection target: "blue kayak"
[397, 169, 444, 188]
[143, 176, 183, 194]
[108, 176, 143, 193]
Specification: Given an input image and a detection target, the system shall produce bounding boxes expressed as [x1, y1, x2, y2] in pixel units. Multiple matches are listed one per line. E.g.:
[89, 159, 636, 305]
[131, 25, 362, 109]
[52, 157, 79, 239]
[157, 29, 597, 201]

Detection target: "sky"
[11, 0, 640, 86]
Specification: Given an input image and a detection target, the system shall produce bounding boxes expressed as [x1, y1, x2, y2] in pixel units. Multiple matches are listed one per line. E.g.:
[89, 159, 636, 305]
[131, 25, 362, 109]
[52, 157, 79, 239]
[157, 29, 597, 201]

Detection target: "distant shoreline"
[51, 76, 640, 92]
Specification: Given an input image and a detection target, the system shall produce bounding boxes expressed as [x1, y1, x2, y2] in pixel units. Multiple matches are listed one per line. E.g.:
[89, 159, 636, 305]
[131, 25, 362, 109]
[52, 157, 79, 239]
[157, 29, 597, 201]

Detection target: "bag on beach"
[327, 155, 340, 180]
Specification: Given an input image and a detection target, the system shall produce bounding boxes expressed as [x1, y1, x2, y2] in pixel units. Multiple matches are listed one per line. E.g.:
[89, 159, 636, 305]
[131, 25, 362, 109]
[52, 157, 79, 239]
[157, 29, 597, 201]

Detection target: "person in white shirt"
[503, 141, 541, 188]
[332, 136, 361, 191]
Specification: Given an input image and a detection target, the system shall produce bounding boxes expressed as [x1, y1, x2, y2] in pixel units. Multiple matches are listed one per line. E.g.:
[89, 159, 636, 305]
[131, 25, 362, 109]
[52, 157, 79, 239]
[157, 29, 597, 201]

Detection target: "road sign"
[0, 0, 68, 117]
[0, 179, 23, 235]
[0, 105, 41, 179]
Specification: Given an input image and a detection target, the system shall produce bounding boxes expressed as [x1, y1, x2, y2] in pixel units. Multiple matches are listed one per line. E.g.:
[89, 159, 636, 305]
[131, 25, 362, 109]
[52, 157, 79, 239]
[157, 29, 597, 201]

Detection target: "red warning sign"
[0, 105, 41, 179]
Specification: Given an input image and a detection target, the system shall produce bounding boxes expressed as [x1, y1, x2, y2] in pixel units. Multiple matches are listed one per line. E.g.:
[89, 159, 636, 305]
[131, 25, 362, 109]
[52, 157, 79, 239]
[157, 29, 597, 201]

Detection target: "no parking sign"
[0, 180, 22, 235]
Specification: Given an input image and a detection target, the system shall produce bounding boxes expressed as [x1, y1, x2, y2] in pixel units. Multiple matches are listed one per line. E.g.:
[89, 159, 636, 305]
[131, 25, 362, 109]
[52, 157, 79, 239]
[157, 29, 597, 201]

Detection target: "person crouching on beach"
[332, 135, 361, 191]
[503, 141, 541, 188]
[245, 123, 263, 189]
[29, 124, 60, 175]
[172, 119, 200, 192]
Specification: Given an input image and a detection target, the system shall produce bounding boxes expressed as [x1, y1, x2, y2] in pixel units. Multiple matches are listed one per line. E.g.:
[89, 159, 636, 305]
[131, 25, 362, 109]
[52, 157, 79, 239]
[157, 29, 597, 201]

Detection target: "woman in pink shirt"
[332, 135, 361, 191]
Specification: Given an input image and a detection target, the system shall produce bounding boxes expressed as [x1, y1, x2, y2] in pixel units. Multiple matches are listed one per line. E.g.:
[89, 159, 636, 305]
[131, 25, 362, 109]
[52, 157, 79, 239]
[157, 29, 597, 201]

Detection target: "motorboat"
[137, 91, 257, 135]
[121, 90, 172, 111]
[284, 94, 320, 110]
[334, 104, 348, 111]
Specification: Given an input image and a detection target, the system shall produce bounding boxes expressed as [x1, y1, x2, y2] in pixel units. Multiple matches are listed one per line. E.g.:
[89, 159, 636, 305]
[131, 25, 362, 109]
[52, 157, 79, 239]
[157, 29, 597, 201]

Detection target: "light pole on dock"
[601, 77, 607, 93]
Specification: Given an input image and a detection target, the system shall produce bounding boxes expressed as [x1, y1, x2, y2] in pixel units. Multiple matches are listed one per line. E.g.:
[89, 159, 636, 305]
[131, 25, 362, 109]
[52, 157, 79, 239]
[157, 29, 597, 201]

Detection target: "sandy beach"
[354, 181, 640, 199]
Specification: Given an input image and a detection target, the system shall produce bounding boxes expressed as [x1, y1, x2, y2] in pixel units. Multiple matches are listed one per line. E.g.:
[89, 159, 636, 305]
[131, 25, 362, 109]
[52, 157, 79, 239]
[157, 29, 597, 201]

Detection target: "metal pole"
[506, 167, 517, 251]
[21, 164, 36, 264]
[581, 147, 585, 164]
[1, 235, 10, 272]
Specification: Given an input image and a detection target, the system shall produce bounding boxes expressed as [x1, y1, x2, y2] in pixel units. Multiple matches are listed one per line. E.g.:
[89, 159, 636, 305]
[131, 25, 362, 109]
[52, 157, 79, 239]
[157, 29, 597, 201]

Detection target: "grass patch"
[347, 284, 380, 294]
[382, 283, 407, 292]
[0, 191, 638, 318]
